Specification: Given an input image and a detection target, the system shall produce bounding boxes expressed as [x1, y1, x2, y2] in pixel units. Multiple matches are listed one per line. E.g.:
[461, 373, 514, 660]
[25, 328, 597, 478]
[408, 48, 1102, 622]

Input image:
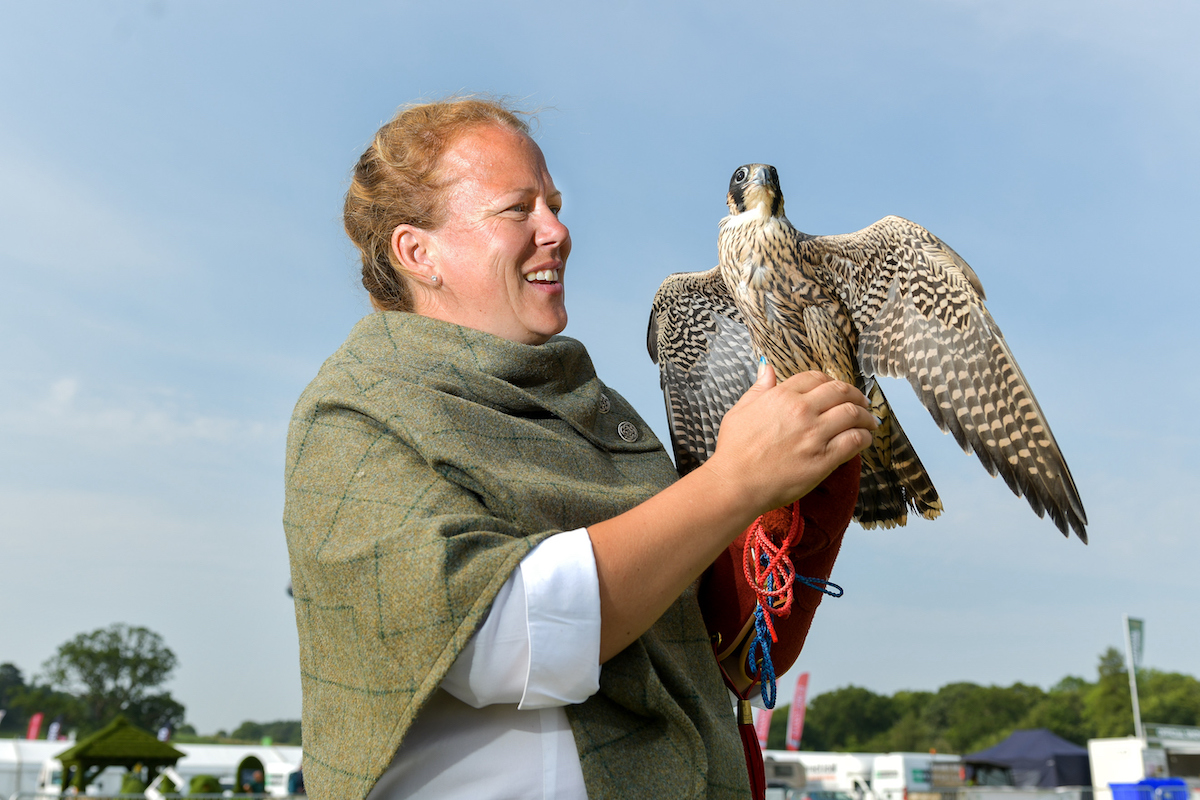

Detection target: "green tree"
[920, 682, 1045, 753]
[1140, 670, 1200, 727]
[1084, 647, 1135, 737]
[0, 663, 27, 734]
[1021, 676, 1092, 745]
[801, 685, 899, 750]
[230, 719, 303, 745]
[756, 647, 1200, 756]
[40, 623, 185, 734]
[4, 680, 85, 736]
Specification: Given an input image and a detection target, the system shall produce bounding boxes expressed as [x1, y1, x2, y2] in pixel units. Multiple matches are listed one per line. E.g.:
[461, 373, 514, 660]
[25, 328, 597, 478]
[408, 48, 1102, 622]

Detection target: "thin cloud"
[5, 376, 272, 448]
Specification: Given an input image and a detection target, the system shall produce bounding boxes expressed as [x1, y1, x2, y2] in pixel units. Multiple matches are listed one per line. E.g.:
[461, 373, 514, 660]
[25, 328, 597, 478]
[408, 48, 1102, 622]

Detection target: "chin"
[531, 311, 568, 343]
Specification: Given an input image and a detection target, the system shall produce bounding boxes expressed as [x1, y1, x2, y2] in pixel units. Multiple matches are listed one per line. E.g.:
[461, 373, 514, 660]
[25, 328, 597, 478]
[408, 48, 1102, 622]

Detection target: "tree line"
[1, 623, 302, 745]
[767, 647, 1200, 753]
[1, 624, 184, 738]
[8, 627, 1195, 754]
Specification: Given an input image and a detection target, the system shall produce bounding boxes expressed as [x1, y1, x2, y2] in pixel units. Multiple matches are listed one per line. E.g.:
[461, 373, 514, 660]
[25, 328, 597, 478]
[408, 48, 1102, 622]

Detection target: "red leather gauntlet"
[699, 455, 861, 690]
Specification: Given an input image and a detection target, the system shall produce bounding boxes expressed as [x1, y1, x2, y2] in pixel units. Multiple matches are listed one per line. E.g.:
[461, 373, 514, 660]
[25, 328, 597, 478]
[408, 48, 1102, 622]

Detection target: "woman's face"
[415, 124, 571, 345]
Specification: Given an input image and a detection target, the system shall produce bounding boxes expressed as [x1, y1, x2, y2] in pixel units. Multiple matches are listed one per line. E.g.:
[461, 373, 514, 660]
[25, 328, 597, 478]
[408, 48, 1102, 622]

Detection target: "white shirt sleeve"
[439, 528, 602, 710]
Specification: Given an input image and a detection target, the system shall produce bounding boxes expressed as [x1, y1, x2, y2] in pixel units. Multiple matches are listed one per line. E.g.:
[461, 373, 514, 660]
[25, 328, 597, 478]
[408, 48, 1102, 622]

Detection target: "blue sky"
[2, 1, 1197, 736]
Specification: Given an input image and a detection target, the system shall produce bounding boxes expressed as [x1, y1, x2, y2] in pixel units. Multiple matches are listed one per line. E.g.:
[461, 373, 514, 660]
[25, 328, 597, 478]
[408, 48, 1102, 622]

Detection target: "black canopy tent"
[966, 728, 1091, 788]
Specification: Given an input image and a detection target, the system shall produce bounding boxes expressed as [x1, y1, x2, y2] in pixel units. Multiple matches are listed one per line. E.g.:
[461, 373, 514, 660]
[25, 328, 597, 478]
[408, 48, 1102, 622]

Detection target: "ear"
[390, 224, 436, 279]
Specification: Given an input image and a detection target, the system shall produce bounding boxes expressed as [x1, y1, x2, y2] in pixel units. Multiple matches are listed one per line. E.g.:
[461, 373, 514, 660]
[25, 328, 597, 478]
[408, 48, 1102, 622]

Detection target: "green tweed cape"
[284, 312, 749, 799]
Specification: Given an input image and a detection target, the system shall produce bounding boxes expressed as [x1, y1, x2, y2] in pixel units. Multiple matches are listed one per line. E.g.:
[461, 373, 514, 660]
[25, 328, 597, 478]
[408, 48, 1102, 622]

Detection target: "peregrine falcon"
[648, 163, 1088, 541]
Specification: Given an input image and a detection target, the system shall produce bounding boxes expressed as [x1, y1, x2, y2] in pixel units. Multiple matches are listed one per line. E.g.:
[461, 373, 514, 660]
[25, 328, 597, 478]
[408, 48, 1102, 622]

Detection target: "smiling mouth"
[524, 269, 561, 283]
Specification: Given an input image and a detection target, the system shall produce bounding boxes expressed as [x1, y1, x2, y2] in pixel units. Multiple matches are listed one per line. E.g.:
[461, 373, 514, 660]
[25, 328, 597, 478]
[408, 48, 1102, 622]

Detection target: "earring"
[429, 274, 441, 285]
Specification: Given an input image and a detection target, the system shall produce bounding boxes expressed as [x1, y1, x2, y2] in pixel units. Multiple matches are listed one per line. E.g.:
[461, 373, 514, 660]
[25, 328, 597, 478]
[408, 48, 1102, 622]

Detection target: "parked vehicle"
[872, 752, 964, 800]
[765, 750, 879, 800]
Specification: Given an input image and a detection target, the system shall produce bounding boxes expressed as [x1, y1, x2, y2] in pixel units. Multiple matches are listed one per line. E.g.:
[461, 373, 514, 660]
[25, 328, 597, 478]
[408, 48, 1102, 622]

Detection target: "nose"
[536, 206, 570, 251]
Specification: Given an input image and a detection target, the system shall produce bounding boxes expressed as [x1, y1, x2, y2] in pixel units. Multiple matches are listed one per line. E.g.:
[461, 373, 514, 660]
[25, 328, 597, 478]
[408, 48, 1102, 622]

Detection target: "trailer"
[763, 751, 879, 800]
[764, 753, 808, 800]
[872, 752, 965, 800]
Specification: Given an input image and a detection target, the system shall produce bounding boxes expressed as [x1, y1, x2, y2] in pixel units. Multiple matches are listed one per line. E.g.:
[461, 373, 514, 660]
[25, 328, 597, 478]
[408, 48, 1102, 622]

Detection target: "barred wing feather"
[647, 267, 758, 476]
[799, 216, 1088, 541]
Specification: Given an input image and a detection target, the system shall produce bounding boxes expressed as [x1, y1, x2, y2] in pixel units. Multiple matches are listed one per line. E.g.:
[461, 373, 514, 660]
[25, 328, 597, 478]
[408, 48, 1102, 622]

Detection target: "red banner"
[753, 706, 773, 749]
[785, 672, 810, 750]
[26, 712, 44, 740]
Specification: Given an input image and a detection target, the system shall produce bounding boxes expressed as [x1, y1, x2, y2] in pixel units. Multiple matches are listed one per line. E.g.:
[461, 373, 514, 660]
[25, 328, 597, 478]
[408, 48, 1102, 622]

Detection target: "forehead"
[439, 125, 555, 194]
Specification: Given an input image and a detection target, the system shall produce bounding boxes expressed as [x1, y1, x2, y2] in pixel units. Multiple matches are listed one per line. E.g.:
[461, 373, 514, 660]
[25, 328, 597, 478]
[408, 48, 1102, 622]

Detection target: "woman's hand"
[588, 362, 875, 663]
[703, 363, 877, 517]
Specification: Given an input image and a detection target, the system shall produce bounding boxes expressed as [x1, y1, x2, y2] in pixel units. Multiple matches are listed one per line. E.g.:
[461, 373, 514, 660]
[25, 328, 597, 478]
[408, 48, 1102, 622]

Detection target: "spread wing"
[648, 267, 758, 476]
[799, 215, 1088, 541]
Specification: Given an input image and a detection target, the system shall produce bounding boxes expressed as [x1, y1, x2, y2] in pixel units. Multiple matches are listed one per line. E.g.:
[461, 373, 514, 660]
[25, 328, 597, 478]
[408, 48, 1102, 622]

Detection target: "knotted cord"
[742, 504, 844, 707]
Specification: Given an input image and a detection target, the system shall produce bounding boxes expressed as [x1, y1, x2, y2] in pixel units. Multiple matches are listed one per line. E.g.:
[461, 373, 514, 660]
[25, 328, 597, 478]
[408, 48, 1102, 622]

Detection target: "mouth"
[524, 268, 561, 284]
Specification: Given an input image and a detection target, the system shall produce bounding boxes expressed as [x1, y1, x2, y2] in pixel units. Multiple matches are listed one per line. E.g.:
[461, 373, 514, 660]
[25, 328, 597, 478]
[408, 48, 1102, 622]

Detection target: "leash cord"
[742, 506, 844, 707]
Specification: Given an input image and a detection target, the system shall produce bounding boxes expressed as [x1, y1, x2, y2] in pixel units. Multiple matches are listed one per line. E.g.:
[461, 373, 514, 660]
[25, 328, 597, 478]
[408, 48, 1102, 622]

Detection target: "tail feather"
[855, 381, 942, 528]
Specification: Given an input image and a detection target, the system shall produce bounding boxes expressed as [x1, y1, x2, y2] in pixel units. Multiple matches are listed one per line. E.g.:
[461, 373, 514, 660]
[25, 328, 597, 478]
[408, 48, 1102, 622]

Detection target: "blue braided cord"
[796, 575, 844, 597]
[746, 602, 778, 708]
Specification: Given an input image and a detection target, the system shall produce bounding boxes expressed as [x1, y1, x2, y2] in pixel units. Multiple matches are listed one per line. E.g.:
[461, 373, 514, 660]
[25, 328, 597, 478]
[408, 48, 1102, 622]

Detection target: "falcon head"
[726, 163, 784, 218]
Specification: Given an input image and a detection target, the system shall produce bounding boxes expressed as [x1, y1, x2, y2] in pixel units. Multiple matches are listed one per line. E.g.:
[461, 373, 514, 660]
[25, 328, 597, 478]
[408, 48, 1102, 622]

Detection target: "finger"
[785, 377, 871, 415]
[755, 357, 777, 388]
[731, 358, 777, 409]
[807, 399, 879, 448]
[826, 424, 876, 463]
[776, 370, 834, 394]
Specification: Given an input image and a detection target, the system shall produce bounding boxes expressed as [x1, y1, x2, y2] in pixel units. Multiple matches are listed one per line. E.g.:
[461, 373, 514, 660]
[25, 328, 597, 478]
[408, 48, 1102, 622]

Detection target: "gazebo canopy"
[54, 715, 184, 790]
[966, 728, 1090, 788]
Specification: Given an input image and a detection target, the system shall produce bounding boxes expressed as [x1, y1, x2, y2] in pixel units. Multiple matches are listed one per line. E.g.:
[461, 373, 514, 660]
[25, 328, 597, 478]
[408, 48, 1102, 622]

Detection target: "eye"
[508, 202, 529, 213]
[550, 204, 562, 217]
[769, 166, 778, 182]
[734, 167, 748, 183]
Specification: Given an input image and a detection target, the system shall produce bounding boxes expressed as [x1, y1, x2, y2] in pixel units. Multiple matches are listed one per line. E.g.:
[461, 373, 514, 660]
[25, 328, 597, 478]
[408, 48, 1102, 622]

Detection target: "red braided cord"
[742, 505, 803, 642]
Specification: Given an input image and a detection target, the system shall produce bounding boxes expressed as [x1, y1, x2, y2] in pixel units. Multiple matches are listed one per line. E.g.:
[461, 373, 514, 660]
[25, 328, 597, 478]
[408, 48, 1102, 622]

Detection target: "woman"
[284, 97, 875, 799]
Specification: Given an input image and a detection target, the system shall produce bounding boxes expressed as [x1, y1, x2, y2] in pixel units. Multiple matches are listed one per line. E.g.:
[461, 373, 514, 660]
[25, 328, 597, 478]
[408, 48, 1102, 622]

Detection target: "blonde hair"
[344, 96, 531, 311]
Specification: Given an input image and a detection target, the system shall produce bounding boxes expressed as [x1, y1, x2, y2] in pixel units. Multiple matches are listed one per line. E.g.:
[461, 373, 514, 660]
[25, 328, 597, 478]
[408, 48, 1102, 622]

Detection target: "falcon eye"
[769, 167, 778, 182]
[734, 167, 748, 183]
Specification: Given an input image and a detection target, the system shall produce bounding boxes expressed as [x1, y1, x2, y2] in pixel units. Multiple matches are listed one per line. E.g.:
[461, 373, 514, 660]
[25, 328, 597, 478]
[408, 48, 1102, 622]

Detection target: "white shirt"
[367, 528, 600, 799]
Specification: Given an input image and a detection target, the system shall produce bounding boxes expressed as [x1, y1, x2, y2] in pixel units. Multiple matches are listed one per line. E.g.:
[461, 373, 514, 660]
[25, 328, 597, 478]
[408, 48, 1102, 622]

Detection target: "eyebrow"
[495, 187, 562, 206]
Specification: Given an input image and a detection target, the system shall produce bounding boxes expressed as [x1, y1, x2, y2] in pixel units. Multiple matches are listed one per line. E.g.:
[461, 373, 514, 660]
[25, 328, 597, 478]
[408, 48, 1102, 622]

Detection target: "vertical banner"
[1123, 614, 1145, 740]
[785, 672, 810, 751]
[1127, 618, 1144, 669]
[46, 719, 61, 742]
[753, 706, 774, 750]
[26, 711, 44, 740]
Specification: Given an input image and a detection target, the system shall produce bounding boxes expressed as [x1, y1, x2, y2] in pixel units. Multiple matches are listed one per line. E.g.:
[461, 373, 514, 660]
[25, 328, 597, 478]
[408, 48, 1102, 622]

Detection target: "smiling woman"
[389, 124, 570, 344]
[284, 96, 876, 800]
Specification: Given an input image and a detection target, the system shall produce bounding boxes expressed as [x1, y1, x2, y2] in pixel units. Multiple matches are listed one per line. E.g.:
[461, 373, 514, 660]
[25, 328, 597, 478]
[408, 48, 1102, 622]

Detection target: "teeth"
[525, 269, 560, 283]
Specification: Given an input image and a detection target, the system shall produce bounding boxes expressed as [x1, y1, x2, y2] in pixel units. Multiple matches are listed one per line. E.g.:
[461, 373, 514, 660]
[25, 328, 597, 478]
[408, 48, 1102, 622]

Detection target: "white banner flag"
[1127, 617, 1144, 669]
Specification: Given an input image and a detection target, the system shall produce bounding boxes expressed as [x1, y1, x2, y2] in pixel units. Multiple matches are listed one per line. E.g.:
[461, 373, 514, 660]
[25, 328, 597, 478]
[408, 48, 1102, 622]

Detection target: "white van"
[764, 751, 879, 800]
[872, 753, 964, 800]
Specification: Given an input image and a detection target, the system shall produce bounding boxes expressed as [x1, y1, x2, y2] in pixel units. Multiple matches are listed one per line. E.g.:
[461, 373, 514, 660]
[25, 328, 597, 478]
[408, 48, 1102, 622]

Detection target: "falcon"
[648, 163, 1087, 541]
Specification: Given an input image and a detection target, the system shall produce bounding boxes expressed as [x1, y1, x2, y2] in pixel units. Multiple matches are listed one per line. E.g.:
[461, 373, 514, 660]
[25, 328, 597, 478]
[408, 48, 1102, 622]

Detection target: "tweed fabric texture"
[284, 312, 749, 799]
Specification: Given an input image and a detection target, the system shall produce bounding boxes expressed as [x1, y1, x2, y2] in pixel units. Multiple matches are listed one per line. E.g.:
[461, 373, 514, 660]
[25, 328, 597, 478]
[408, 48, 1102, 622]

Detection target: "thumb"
[725, 356, 776, 417]
[746, 356, 777, 396]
